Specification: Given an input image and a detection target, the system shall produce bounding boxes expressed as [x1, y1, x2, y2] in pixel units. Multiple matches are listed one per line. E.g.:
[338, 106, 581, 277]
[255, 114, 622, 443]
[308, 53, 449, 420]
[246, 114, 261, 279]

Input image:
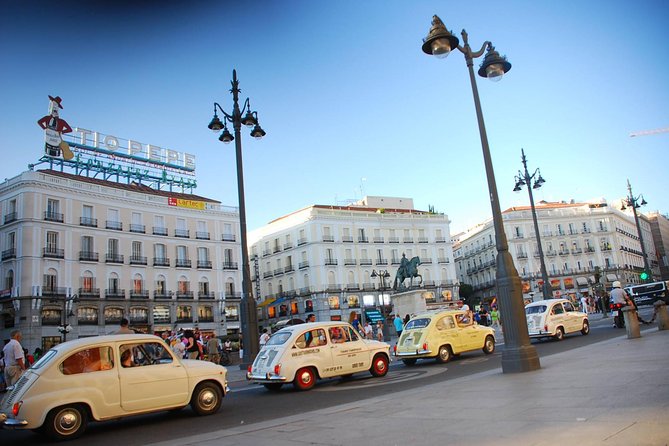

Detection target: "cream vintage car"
[394, 309, 496, 365]
[247, 321, 391, 391]
[525, 298, 590, 340]
[0, 334, 228, 441]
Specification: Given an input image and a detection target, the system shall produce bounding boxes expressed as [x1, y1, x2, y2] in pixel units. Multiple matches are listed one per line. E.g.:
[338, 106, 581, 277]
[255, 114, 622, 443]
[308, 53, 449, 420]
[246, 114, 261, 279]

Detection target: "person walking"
[580, 294, 589, 315]
[3, 330, 26, 387]
[259, 328, 270, 347]
[376, 321, 384, 342]
[490, 306, 500, 328]
[113, 318, 134, 334]
[184, 329, 199, 359]
[363, 321, 373, 340]
[393, 314, 404, 339]
[206, 335, 221, 364]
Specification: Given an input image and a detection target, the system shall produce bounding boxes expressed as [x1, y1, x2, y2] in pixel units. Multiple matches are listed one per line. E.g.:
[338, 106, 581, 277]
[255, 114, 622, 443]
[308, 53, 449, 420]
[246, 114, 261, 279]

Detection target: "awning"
[606, 274, 618, 282]
[271, 297, 286, 306]
[576, 277, 589, 286]
[257, 298, 276, 308]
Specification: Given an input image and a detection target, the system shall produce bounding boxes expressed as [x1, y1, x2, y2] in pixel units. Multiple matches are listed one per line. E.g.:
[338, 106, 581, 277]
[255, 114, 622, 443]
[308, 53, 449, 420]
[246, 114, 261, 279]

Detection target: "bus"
[624, 281, 669, 306]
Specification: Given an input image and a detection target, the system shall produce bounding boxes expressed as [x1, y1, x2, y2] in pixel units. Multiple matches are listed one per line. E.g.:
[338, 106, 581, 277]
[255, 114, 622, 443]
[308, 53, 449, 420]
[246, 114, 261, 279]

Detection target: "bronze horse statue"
[393, 256, 422, 290]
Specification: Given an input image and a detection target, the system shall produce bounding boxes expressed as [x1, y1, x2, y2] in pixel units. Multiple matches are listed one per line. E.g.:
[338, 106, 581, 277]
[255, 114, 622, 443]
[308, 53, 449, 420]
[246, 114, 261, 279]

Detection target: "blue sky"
[1, 0, 667, 233]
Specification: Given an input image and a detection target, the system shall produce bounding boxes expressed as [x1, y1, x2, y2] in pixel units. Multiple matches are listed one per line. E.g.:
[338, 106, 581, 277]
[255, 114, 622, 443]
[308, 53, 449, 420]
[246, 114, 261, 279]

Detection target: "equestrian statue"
[393, 254, 422, 291]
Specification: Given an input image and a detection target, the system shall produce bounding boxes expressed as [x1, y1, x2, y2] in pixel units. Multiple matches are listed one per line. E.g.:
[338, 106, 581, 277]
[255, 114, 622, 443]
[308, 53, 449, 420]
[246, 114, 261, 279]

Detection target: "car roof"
[275, 321, 352, 334]
[411, 308, 465, 319]
[50, 334, 162, 352]
[526, 298, 568, 307]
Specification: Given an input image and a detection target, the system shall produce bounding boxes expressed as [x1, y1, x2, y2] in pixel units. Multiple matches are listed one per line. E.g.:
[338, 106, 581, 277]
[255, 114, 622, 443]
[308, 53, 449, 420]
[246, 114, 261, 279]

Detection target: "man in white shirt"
[3, 330, 26, 386]
[259, 329, 270, 347]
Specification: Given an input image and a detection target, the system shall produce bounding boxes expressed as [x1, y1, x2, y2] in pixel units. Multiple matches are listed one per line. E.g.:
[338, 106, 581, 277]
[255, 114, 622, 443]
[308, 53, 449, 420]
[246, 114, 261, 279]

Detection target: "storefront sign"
[168, 197, 205, 210]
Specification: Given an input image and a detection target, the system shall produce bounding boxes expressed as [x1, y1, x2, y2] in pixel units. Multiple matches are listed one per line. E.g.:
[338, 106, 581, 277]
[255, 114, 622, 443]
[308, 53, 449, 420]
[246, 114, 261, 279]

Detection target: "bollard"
[622, 307, 641, 339]
[654, 301, 669, 331]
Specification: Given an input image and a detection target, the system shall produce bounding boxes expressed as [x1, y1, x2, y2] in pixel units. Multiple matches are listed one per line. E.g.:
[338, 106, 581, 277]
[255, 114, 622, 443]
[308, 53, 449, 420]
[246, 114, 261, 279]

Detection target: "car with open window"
[525, 298, 589, 340]
[0, 334, 228, 441]
[393, 309, 496, 365]
[246, 321, 390, 391]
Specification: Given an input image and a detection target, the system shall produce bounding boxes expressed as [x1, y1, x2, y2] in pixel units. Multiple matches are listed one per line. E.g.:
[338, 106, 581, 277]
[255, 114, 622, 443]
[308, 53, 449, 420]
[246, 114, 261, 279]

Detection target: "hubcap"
[375, 359, 386, 372]
[300, 370, 312, 385]
[199, 389, 217, 410]
[56, 410, 79, 434]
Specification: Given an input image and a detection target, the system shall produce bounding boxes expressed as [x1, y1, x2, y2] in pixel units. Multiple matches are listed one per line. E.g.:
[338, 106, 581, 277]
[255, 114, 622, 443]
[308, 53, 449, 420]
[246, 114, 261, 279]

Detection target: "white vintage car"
[525, 298, 590, 340]
[0, 334, 228, 441]
[247, 321, 391, 391]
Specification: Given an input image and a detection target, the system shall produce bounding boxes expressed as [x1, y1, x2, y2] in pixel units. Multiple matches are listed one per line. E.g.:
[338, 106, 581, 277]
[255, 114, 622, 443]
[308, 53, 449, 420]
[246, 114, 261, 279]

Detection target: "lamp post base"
[501, 344, 541, 373]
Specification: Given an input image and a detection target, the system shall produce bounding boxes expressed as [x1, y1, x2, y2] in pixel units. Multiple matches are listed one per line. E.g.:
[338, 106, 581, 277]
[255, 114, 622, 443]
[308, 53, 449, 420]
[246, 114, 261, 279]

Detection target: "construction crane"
[629, 127, 669, 137]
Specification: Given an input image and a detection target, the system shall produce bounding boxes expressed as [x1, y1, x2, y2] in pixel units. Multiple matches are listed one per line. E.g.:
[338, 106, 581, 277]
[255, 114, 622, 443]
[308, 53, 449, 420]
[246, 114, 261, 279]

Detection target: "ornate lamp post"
[421, 15, 540, 373]
[208, 69, 266, 367]
[621, 179, 652, 282]
[371, 269, 391, 340]
[513, 148, 552, 300]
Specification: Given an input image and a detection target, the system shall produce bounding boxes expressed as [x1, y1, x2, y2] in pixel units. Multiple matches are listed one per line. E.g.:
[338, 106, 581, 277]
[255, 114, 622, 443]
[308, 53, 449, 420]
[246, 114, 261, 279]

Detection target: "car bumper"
[394, 348, 432, 357]
[528, 330, 552, 338]
[1, 413, 28, 428]
[246, 372, 287, 383]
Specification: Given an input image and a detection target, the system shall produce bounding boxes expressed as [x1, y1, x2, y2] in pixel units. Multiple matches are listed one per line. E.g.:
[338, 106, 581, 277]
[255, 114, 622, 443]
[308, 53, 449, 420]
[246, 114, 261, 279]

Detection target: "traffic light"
[640, 271, 649, 281]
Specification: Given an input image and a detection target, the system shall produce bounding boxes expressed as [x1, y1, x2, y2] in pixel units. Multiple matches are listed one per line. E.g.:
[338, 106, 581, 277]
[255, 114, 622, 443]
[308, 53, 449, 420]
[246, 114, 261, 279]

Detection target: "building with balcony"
[453, 200, 659, 303]
[248, 196, 458, 326]
[0, 169, 244, 353]
[648, 211, 669, 281]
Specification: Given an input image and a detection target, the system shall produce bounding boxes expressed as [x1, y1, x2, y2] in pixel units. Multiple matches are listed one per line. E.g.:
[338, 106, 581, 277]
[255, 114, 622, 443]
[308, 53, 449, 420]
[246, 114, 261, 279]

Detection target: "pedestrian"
[580, 294, 589, 315]
[349, 312, 362, 334]
[259, 328, 270, 347]
[306, 313, 316, 323]
[183, 329, 199, 359]
[113, 317, 135, 334]
[206, 335, 221, 364]
[393, 314, 404, 339]
[33, 347, 43, 363]
[171, 336, 185, 358]
[376, 321, 384, 341]
[490, 306, 500, 328]
[0, 351, 6, 392]
[403, 314, 411, 325]
[3, 330, 26, 387]
[363, 321, 373, 339]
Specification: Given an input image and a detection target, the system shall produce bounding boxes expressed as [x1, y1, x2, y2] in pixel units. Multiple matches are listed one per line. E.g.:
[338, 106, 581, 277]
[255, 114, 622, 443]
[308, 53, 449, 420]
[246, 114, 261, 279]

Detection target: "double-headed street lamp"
[422, 15, 540, 373]
[513, 148, 552, 300]
[208, 69, 266, 367]
[621, 179, 652, 282]
[371, 269, 391, 340]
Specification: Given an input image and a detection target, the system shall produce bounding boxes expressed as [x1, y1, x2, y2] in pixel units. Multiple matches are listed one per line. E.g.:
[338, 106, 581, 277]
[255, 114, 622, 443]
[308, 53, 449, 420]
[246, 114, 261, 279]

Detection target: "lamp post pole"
[371, 269, 391, 340]
[514, 148, 552, 299]
[422, 15, 540, 373]
[623, 179, 652, 282]
[208, 70, 266, 367]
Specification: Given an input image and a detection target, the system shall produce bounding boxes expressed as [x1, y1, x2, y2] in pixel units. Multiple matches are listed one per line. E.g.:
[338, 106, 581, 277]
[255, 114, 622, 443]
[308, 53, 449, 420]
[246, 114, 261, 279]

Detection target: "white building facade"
[0, 169, 244, 353]
[248, 196, 458, 326]
[454, 200, 658, 303]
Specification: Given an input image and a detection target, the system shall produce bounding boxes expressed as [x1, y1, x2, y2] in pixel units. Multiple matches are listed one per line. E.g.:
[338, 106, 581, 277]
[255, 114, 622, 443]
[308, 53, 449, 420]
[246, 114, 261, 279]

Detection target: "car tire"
[436, 345, 452, 364]
[263, 383, 283, 391]
[402, 358, 417, 366]
[43, 404, 88, 441]
[370, 354, 389, 377]
[293, 367, 316, 391]
[554, 327, 565, 341]
[482, 335, 495, 354]
[581, 320, 590, 335]
[190, 382, 223, 416]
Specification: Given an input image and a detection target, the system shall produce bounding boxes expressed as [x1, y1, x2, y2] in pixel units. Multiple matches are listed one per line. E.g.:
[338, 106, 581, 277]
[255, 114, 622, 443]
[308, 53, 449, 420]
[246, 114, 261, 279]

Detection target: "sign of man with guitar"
[37, 95, 74, 160]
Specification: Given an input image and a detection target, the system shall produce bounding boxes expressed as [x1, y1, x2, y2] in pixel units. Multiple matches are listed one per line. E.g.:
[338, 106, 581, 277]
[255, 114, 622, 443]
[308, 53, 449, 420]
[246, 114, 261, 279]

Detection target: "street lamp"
[371, 269, 391, 340]
[621, 179, 652, 282]
[422, 15, 540, 373]
[207, 69, 266, 367]
[513, 148, 552, 300]
[53, 294, 77, 342]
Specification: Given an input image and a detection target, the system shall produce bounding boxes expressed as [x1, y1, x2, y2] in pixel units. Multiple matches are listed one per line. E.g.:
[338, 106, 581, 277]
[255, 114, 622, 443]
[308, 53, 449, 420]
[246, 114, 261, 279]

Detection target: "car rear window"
[405, 318, 431, 330]
[525, 305, 547, 315]
[266, 331, 292, 346]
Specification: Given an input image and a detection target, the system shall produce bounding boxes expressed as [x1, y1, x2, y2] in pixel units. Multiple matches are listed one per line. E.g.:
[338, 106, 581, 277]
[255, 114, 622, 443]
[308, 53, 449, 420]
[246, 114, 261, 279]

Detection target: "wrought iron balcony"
[43, 247, 65, 258]
[198, 292, 215, 300]
[129, 255, 148, 265]
[129, 224, 146, 233]
[196, 231, 210, 240]
[80, 217, 97, 227]
[153, 291, 172, 300]
[130, 290, 149, 299]
[44, 211, 64, 222]
[78, 288, 100, 298]
[223, 261, 238, 270]
[105, 289, 126, 299]
[105, 253, 124, 264]
[176, 291, 194, 299]
[153, 226, 168, 236]
[3, 212, 17, 224]
[221, 233, 236, 242]
[79, 251, 99, 262]
[197, 260, 212, 269]
[298, 261, 309, 269]
[175, 229, 190, 238]
[175, 259, 192, 268]
[106, 220, 123, 230]
[153, 257, 170, 267]
[2, 248, 16, 260]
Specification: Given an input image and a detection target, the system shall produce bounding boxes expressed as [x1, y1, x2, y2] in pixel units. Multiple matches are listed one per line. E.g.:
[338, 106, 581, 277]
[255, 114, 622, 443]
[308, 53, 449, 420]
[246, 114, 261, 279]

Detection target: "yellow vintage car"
[394, 309, 496, 365]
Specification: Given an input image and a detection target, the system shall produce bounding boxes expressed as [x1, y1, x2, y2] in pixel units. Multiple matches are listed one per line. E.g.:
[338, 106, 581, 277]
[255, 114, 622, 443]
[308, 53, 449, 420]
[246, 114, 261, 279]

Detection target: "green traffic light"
[640, 271, 649, 280]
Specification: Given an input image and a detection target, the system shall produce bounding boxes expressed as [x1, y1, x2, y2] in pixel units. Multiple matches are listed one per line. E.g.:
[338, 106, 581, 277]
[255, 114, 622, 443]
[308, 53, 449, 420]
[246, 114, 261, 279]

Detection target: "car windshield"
[405, 318, 431, 330]
[525, 305, 547, 315]
[266, 331, 292, 346]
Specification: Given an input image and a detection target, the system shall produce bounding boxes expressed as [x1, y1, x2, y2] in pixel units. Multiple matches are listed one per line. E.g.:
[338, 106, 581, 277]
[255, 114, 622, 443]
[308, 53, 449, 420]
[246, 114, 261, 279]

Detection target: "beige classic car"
[247, 321, 391, 391]
[525, 298, 590, 340]
[0, 334, 228, 441]
[394, 309, 496, 365]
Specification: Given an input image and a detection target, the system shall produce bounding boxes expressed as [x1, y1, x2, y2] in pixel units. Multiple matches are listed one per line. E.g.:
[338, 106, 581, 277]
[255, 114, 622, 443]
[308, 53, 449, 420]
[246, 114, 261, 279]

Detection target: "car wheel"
[190, 382, 223, 416]
[482, 335, 495, 354]
[436, 345, 452, 364]
[402, 358, 417, 366]
[554, 327, 565, 341]
[43, 404, 88, 441]
[293, 367, 316, 391]
[370, 354, 389, 377]
[263, 383, 283, 391]
[581, 320, 590, 335]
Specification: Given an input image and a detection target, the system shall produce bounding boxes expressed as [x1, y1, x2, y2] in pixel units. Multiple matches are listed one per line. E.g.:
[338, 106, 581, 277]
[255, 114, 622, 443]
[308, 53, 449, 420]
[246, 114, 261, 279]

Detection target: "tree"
[458, 283, 474, 301]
